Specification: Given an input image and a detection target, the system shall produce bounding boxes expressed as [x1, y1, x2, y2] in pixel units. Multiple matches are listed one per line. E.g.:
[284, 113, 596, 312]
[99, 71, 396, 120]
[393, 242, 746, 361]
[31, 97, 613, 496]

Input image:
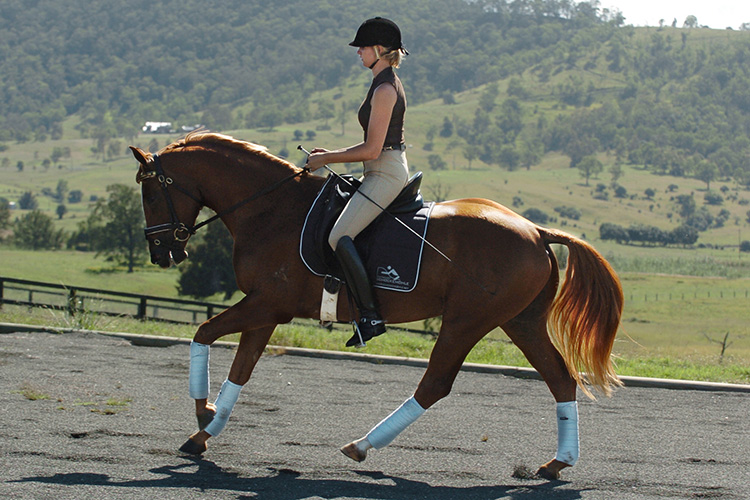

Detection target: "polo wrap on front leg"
[189, 341, 210, 399]
[203, 379, 243, 437]
[365, 396, 426, 449]
[555, 401, 580, 466]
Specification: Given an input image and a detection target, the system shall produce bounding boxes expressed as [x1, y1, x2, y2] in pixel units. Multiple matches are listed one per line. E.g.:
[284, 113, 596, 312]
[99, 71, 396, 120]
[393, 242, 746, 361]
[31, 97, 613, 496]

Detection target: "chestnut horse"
[130, 132, 623, 480]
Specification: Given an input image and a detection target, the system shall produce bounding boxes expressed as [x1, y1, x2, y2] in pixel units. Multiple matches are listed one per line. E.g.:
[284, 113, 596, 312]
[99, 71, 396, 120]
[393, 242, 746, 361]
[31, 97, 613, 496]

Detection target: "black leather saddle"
[300, 171, 426, 283]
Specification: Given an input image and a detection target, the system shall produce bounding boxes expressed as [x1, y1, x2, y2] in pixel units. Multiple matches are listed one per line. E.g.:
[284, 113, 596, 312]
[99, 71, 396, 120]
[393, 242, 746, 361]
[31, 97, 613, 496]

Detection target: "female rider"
[306, 17, 410, 347]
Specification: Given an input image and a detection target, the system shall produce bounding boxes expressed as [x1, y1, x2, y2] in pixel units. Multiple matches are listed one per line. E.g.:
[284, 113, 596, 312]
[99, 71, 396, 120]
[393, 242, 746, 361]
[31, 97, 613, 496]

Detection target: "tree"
[13, 210, 65, 250]
[427, 154, 447, 171]
[674, 194, 696, 218]
[703, 191, 723, 206]
[695, 161, 717, 190]
[683, 15, 699, 28]
[89, 184, 148, 272]
[478, 83, 499, 112]
[68, 190, 83, 203]
[669, 225, 698, 246]
[55, 179, 69, 203]
[462, 145, 477, 170]
[177, 221, 236, 299]
[522, 208, 550, 224]
[439, 117, 453, 138]
[577, 156, 603, 186]
[18, 191, 38, 210]
[609, 163, 624, 185]
[599, 222, 629, 243]
[56, 204, 68, 220]
[0, 199, 10, 230]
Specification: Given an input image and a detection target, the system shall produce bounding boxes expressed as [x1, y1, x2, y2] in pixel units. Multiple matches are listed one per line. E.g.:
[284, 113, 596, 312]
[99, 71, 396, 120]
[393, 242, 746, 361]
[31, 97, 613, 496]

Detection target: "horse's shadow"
[10, 456, 586, 500]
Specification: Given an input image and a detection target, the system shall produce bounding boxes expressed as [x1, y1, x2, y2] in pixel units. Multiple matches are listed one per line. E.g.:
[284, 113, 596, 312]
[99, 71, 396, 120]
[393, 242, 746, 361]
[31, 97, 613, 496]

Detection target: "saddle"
[300, 171, 434, 294]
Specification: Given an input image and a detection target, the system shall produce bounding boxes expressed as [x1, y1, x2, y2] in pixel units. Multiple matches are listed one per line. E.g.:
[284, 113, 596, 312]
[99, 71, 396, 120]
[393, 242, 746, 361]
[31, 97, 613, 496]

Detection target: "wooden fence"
[0, 276, 227, 325]
[0, 276, 438, 337]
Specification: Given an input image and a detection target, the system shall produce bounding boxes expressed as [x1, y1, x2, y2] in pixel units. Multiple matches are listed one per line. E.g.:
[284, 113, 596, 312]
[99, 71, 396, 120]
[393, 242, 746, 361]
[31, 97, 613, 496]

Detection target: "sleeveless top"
[357, 67, 406, 149]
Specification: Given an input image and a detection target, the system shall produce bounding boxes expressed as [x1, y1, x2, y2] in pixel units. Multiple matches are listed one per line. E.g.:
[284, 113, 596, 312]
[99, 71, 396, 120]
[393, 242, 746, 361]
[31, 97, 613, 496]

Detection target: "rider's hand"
[305, 149, 330, 172]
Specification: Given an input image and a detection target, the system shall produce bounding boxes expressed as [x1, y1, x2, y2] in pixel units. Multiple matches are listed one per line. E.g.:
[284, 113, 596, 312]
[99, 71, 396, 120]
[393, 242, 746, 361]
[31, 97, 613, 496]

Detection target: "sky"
[601, 0, 750, 30]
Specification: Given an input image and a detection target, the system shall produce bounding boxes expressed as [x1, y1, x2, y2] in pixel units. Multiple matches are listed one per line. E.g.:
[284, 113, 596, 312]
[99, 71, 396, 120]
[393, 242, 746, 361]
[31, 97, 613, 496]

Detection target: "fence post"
[68, 288, 77, 316]
[137, 297, 147, 320]
[207, 305, 214, 321]
[0, 278, 3, 310]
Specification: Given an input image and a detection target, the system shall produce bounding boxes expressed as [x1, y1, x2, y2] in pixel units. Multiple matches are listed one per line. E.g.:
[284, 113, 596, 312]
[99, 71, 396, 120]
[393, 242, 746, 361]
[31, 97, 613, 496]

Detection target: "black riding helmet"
[349, 17, 409, 55]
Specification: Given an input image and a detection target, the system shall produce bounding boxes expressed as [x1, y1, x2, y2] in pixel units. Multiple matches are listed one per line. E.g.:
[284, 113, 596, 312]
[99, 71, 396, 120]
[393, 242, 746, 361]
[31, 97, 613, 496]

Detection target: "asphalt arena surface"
[1, 325, 749, 500]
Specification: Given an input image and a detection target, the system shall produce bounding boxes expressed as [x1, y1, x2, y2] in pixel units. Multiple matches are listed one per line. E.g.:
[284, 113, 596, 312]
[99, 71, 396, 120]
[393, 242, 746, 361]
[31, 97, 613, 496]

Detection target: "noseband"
[137, 153, 308, 250]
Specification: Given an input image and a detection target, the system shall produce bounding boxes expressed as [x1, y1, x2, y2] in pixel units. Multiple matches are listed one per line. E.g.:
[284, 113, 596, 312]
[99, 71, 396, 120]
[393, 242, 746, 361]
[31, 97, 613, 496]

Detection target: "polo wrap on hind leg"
[365, 395, 426, 449]
[203, 379, 243, 437]
[554, 401, 579, 466]
[189, 341, 210, 399]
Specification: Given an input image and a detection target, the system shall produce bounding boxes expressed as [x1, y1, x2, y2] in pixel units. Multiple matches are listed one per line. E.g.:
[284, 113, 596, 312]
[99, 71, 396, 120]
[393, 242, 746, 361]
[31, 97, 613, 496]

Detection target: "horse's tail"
[540, 227, 624, 399]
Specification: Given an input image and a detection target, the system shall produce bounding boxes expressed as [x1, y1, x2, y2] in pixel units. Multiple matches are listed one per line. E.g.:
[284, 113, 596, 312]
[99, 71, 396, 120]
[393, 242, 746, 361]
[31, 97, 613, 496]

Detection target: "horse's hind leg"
[180, 325, 275, 455]
[502, 317, 578, 480]
[341, 316, 490, 462]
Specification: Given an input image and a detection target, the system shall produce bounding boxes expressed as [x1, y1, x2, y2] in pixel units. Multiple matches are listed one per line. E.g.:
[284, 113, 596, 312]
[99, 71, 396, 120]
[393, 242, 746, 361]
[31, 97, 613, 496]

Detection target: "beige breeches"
[328, 149, 409, 251]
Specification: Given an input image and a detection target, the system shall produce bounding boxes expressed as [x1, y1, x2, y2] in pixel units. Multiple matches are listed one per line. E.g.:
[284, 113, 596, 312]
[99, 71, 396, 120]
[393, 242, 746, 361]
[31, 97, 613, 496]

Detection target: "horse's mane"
[163, 131, 297, 169]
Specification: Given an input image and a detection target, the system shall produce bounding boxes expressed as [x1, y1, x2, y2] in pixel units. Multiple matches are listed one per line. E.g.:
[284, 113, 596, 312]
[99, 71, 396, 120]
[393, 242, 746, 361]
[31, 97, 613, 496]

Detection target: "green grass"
[15, 382, 51, 401]
[1, 297, 747, 386]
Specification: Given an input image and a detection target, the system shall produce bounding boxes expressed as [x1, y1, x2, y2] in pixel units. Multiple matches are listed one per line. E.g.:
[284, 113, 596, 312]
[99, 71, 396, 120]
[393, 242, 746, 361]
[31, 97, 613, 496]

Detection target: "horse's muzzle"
[149, 242, 188, 268]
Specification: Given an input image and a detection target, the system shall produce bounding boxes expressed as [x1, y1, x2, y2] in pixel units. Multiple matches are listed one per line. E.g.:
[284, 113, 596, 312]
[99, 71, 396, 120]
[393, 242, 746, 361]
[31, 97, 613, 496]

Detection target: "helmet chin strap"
[368, 58, 379, 69]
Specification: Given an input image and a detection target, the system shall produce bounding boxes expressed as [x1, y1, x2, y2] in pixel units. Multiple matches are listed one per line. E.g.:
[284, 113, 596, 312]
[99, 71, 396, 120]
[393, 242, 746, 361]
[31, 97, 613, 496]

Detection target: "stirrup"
[345, 316, 386, 348]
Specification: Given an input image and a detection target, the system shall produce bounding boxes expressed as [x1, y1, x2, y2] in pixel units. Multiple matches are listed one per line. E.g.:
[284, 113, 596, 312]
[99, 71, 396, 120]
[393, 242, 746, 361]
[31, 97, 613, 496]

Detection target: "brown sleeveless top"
[357, 67, 406, 149]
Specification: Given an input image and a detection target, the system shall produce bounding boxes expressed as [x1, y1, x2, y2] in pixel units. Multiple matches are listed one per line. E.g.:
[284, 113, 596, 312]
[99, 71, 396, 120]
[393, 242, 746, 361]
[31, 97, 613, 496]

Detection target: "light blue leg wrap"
[203, 379, 243, 437]
[189, 341, 210, 399]
[555, 401, 579, 466]
[365, 396, 426, 449]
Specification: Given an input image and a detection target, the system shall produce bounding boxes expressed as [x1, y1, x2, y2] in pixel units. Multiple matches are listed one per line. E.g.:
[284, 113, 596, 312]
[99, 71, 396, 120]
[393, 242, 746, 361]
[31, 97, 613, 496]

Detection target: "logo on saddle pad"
[376, 265, 410, 288]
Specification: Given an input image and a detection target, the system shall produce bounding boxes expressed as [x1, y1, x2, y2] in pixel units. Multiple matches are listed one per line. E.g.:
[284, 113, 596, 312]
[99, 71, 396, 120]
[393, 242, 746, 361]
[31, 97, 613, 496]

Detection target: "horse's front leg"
[179, 323, 276, 455]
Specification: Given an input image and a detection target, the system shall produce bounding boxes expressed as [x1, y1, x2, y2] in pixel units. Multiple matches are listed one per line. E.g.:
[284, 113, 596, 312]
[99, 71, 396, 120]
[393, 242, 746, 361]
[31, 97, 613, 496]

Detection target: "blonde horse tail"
[541, 228, 624, 399]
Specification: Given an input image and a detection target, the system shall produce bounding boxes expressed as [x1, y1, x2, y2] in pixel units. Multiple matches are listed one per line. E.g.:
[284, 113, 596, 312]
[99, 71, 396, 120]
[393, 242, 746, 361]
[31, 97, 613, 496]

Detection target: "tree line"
[0, 0, 625, 143]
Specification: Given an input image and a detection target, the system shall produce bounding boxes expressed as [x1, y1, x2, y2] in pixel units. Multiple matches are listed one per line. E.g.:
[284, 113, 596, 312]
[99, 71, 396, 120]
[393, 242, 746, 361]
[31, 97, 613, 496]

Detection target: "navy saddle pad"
[299, 173, 434, 292]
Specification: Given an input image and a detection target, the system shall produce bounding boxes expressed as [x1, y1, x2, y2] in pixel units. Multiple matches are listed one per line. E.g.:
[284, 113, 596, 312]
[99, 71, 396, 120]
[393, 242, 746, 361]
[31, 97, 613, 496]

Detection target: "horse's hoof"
[197, 409, 216, 431]
[340, 442, 367, 462]
[179, 438, 207, 455]
[536, 459, 569, 481]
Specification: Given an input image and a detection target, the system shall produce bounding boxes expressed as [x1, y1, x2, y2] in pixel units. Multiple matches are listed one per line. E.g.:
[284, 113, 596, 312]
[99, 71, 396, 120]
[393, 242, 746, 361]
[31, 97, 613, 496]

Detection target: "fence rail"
[0, 276, 227, 325]
[628, 290, 750, 302]
[0, 276, 439, 337]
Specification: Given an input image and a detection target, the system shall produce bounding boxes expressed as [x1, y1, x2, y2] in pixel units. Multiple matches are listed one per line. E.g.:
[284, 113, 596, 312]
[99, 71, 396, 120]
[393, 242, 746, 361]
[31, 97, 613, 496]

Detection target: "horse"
[130, 131, 623, 480]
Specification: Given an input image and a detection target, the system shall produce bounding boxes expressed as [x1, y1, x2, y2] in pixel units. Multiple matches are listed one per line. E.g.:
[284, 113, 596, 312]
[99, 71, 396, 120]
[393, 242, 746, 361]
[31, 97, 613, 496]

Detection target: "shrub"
[522, 207, 550, 224]
[704, 191, 724, 205]
[554, 206, 581, 220]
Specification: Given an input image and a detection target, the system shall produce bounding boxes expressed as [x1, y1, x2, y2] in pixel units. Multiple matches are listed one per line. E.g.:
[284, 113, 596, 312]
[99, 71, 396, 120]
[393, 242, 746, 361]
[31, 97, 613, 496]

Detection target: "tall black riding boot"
[335, 236, 386, 347]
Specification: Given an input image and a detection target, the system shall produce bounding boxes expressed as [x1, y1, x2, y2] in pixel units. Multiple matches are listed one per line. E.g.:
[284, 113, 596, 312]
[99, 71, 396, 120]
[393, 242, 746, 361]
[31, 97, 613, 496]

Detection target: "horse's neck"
[198, 155, 321, 237]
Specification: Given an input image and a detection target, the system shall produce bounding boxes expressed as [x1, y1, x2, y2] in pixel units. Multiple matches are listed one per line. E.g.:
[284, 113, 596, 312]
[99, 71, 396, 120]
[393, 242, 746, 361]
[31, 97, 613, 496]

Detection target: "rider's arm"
[306, 83, 397, 172]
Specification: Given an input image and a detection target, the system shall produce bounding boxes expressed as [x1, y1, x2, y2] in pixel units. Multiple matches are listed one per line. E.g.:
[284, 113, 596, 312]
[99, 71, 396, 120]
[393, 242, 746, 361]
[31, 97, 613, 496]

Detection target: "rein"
[139, 153, 308, 242]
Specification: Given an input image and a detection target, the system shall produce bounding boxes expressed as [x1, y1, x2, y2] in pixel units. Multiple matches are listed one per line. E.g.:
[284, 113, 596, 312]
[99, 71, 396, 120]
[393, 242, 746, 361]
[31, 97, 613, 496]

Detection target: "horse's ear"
[129, 146, 150, 165]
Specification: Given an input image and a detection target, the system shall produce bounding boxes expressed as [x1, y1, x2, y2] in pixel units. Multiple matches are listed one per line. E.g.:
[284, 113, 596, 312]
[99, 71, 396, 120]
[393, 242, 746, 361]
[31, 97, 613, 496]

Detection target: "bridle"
[137, 153, 307, 253]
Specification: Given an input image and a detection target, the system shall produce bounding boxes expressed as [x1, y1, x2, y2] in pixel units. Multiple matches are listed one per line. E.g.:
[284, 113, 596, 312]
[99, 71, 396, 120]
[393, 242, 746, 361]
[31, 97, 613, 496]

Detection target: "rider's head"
[349, 17, 408, 68]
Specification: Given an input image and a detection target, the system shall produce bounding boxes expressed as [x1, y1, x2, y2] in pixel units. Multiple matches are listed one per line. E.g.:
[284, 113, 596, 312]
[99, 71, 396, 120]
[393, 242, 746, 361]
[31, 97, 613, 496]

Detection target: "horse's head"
[130, 145, 202, 268]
